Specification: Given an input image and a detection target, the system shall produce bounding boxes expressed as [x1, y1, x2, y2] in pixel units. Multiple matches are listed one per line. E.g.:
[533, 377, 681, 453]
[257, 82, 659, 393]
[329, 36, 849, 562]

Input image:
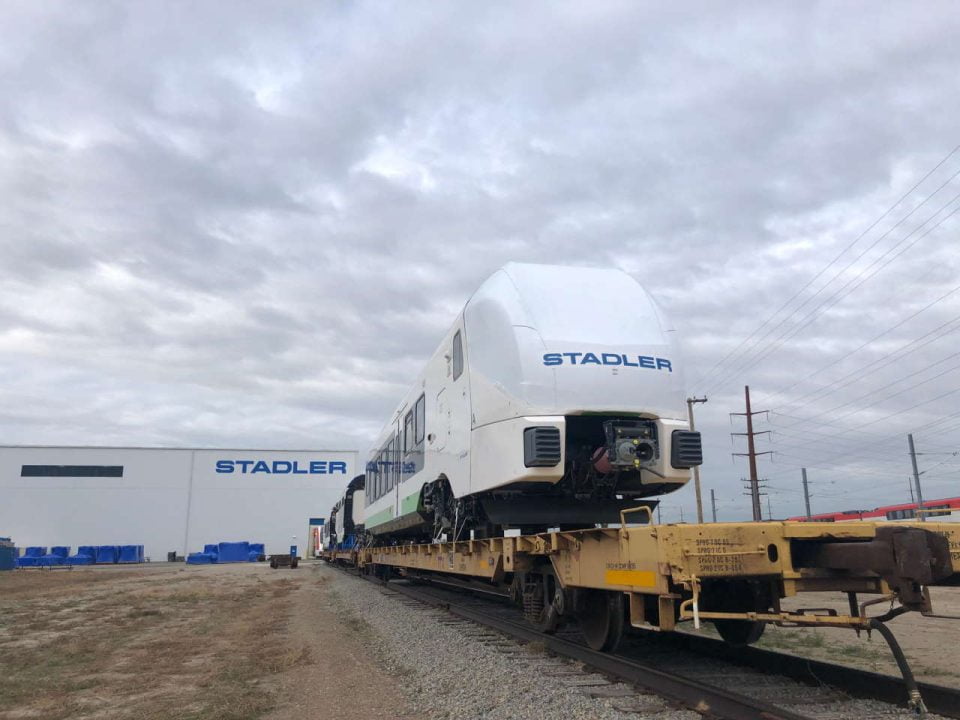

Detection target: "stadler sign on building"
[0, 446, 357, 559]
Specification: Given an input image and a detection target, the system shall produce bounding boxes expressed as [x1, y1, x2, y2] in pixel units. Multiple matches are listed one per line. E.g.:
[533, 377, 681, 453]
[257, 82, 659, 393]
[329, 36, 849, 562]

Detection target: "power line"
[776, 351, 960, 430]
[707, 192, 960, 393]
[769, 408, 960, 450]
[694, 144, 960, 389]
[760, 282, 960, 407]
[766, 313, 960, 415]
[768, 391, 960, 465]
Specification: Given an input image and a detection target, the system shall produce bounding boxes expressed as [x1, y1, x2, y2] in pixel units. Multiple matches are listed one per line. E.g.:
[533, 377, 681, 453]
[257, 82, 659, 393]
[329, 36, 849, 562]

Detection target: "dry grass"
[0, 568, 311, 720]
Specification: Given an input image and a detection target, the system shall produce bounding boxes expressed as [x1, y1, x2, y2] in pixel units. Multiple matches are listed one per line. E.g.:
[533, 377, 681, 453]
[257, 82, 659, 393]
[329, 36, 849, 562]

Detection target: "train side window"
[393, 438, 400, 487]
[452, 330, 463, 380]
[415, 393, 426, 444]
[391, 438, 398, 487]
[394, 434, 401, 485]
[403, 411, 414, 454]
[378, 451, 386, 497]
[385, 441, 394, 490]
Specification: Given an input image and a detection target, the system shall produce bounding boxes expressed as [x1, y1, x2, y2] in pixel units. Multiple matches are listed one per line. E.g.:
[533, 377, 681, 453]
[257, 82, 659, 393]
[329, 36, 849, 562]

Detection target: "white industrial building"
[0, 446, 357, 560]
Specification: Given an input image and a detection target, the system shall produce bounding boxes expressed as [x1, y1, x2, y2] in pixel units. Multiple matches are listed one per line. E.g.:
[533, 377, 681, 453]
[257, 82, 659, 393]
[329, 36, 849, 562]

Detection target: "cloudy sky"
[3, 2, 959, 522]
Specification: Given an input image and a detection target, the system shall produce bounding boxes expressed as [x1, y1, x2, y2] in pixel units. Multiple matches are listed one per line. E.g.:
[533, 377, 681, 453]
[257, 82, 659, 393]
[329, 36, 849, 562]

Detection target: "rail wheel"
[521, 566, 564, 633]
[706, 579, 767, 647]
[578, 590, 625, 652]
[714, 617, 765, 646]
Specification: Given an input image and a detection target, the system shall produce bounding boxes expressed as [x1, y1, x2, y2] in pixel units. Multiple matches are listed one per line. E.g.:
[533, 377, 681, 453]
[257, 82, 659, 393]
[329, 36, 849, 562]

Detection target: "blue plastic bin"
[216, 541, 250, 563]
[118, 545, 139, 563]
[96, 546, 119, 564]
[0, 538, 15, 571]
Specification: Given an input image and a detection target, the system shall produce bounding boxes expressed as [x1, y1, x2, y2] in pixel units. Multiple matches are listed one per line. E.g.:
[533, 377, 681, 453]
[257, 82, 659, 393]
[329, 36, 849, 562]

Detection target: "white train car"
[362, 263, 701, 541]
[320, 509, 335, 551]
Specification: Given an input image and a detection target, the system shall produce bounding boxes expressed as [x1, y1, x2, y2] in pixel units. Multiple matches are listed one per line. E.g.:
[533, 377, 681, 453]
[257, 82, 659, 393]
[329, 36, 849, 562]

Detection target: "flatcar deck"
[364, 518, 958, 617]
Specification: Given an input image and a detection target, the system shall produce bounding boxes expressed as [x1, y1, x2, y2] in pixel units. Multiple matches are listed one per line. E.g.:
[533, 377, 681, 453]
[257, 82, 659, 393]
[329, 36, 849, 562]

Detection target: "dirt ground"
[0, 562, 420, 720]
[3, 563, 959, 720]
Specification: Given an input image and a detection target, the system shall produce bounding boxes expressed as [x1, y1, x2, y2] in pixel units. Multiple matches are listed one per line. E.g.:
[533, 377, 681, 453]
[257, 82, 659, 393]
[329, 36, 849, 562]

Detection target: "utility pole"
[801, 468, 812, 519]
[908, 433, 926, 522]
[731, 386, 770, 522]
[679, 506, 685, 523]
[766, 495, 773, 521]
[907, 476, 915, 504]
[686, 396, 708, 523]
[656, 505, 662, 524]
[710, 489, 717, 523]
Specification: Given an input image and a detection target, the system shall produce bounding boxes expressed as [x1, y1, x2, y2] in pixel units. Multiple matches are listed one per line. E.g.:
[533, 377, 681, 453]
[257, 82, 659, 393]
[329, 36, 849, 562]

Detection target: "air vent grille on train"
[523, 427, 562, 467]
[671, 430, 703, 469]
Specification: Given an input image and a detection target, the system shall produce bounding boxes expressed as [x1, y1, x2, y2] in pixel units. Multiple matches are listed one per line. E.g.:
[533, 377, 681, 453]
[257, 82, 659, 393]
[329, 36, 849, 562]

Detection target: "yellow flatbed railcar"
[362, 514, 959, 651]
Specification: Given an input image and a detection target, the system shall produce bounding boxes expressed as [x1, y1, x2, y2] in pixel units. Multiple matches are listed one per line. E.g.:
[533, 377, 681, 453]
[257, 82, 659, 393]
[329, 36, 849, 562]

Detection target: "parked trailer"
[350, 516, 960, 715]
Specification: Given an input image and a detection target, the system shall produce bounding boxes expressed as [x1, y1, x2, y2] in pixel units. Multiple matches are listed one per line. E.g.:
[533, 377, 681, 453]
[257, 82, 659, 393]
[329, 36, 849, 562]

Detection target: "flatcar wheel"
[714, 618, 765, 647]
[579, 590, 625, 652]
[522, 570, 562, 633]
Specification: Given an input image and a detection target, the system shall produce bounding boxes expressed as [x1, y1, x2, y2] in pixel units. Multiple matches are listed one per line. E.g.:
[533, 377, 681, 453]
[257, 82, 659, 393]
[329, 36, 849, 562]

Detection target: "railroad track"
[366, 573, 959, 720]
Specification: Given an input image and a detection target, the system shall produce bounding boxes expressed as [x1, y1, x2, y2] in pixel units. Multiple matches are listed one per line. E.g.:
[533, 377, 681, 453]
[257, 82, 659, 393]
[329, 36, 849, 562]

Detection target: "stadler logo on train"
[215, 460, 348, 474]
[542, 352, 673, 371]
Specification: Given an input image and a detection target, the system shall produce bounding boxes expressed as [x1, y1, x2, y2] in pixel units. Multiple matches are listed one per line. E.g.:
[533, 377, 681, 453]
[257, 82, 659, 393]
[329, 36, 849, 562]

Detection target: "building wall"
[0, 447, 356, 559]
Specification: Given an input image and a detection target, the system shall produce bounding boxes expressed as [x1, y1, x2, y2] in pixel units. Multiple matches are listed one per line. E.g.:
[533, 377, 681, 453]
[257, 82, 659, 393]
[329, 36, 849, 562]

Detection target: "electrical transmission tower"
[731, 385, 771, 522]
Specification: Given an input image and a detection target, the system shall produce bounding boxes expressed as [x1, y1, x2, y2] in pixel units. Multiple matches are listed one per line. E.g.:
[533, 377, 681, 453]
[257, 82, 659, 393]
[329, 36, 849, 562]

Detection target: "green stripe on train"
[401, 490, 420, 515]
[365, 506, 395, 528]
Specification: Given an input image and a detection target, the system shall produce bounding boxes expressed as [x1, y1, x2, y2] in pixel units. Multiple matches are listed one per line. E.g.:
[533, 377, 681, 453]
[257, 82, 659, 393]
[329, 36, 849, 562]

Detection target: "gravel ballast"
[323, 565, 699, 720]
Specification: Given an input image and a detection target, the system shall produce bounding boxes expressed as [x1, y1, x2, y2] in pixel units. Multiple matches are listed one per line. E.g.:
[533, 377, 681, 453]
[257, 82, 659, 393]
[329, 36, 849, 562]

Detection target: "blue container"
[50, 546, 70, 559]
[216, 541, 250, 563]
[137, 545, 144, 562]
[96, 546, 119, 564]
[186, 552, 215, 565]
[0, 538, 14, 571]
[77, 546, 97, 559]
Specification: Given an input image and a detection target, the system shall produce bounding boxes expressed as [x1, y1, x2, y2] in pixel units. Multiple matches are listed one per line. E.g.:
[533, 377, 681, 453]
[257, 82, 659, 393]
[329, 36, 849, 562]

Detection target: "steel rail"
[664, 631, 960, 719]
[376, 577, 814, 720]
[385, 569, 960, 718]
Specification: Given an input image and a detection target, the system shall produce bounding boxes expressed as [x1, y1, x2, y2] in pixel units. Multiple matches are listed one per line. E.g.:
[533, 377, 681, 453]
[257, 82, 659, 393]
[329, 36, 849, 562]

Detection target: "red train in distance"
[787, 496, 960, 523]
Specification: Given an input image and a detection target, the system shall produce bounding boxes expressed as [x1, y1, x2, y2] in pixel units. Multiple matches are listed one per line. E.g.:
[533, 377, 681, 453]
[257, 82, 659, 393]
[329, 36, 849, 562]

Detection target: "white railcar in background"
[361, 263, 702, 541]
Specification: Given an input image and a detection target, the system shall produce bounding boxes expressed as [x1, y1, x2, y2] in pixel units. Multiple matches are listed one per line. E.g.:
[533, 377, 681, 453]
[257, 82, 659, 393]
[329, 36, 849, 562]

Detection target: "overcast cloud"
[2, 1, 959, 521]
